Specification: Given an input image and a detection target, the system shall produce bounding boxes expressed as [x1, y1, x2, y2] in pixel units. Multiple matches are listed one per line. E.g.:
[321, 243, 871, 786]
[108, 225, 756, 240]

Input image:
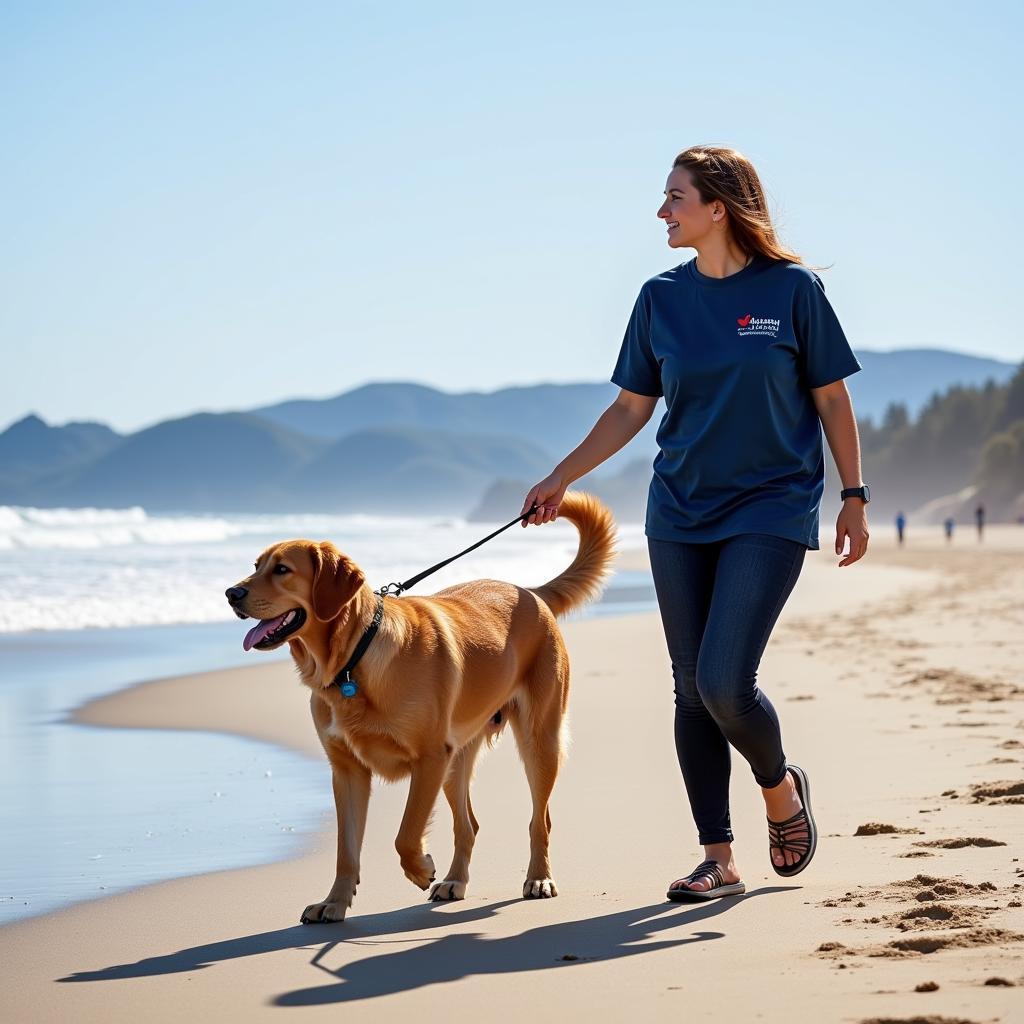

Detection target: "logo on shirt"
[737, 313, 780, 338]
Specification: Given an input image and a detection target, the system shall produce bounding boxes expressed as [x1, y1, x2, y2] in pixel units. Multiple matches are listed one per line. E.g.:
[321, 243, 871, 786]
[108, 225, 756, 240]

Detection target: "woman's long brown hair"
[674, 145, 826, 271]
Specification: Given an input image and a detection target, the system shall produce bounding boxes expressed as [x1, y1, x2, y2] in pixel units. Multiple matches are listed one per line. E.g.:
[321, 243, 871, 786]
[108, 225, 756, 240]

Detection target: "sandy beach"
[3, 527, 1022, 1023]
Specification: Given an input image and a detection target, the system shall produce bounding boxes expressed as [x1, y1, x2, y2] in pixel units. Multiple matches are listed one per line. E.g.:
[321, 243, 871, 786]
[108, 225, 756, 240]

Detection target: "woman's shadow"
[60, 886, 795, 1006]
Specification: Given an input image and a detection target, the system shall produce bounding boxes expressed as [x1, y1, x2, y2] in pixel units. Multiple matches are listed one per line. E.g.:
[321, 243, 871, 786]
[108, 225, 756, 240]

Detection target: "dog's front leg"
[301, 748, 371, 924]
[395, 747, 450, 890]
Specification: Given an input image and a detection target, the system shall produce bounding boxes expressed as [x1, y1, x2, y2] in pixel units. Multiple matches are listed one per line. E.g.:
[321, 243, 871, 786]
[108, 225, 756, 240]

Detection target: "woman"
[521, 145, 869, 901]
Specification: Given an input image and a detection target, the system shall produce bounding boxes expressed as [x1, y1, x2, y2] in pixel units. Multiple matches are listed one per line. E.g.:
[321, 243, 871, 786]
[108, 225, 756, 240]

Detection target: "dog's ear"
[309, 542, 365, 622]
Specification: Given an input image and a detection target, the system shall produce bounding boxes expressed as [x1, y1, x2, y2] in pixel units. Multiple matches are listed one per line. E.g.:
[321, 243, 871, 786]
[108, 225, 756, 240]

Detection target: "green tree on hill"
[840, 362, 1024, 521]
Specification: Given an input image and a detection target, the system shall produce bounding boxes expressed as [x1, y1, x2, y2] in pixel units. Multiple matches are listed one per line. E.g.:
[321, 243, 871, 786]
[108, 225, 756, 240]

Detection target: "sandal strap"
[671, 859, 725, 890]
[767, 808, 811, 856]
[770, 841, 809, 855]
[767, 807, 807, 829]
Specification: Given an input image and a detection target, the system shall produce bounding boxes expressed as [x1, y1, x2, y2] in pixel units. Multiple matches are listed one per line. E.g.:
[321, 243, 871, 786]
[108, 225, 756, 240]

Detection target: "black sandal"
[666, 859, 746, 902]
[767, 764, 818, 877]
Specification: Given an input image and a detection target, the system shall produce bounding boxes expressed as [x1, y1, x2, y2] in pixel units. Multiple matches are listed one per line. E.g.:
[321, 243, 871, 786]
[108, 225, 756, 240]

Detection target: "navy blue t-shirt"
[610, 254, 861, 550]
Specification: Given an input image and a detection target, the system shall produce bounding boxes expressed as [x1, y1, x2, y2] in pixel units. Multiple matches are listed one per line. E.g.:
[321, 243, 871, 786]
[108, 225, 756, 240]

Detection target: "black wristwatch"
[840, 484, 871, 503]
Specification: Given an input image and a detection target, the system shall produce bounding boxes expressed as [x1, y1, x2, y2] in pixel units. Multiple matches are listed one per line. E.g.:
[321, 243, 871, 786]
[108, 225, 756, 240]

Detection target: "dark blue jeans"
[647, 533, 806, 845]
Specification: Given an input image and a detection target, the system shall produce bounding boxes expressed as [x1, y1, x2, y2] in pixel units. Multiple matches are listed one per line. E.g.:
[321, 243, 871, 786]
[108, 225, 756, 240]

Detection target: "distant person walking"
[975, 503, 985, 541]
[896, 510, 906, 546]
[521, 146, 869, 901]
[943, 516, 955, 542]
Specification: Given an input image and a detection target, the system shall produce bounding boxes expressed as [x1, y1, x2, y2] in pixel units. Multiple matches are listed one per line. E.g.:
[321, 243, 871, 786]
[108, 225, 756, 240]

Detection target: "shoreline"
[67, 547, 923, 759]
[2, 528, 1022, 1021]
[0, 562, 656, 928]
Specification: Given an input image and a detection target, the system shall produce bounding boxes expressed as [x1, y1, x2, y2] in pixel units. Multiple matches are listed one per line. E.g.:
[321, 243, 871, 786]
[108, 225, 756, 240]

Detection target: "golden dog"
[225, 491, 615, 922]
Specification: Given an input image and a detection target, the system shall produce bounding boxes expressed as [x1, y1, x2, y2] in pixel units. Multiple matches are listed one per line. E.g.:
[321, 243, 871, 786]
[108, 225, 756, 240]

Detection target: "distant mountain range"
[0, 413, 553, 514]
[1, 348, 1017, 520]
[0, 414, 121, 491]
[251, 349, 1017, 440]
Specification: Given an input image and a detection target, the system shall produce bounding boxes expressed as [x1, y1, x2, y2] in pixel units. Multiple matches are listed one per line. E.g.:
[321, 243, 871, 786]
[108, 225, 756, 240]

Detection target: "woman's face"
[657, 166, 719, 249]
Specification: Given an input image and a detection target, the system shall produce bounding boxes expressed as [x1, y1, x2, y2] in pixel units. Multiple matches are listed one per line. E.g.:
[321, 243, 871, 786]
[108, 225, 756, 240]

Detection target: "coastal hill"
[1, 348, 1019, 522]
[0, 413, 121, 490]
[251, 349, 1015, 442]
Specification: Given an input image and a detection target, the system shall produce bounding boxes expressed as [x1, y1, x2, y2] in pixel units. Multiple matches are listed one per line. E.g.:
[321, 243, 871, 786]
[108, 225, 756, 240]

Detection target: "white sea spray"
[0, 506, 645, 633]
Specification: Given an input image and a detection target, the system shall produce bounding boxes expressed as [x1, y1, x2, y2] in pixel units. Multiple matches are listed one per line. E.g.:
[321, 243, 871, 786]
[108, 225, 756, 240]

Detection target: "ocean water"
[0, 506, 654, 926]
[0, 622, 326, 926]
[0, 505, 648, 633]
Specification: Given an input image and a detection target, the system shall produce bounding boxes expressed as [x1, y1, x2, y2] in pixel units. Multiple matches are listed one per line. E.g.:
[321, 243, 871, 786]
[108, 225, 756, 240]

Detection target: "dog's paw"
[428, 879, 467, 901]
[300, 900, 349, 924]
[401, 852, 436, 891]
[523, 878, 558, 899]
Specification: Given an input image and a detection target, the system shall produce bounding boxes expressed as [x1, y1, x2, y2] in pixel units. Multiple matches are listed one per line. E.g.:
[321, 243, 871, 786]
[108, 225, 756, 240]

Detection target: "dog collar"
[330, 593, 385, 697]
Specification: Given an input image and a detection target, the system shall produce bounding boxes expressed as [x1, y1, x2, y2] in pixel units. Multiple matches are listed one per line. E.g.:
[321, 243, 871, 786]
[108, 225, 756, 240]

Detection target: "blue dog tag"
[340, 681, 358, 698]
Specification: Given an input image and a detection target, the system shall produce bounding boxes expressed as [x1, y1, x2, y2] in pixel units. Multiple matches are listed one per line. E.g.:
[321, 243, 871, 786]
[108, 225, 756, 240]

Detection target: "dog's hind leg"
[509, 692, 567, 900]
[429, 733, 485, 901]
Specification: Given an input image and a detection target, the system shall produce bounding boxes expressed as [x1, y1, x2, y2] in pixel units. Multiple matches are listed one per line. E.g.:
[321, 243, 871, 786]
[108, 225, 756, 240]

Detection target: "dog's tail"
[529, 491, 617, 618]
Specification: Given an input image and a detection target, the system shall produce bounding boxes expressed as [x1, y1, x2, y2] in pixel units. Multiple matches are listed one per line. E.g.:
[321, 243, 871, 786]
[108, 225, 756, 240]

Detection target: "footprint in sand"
[859, 1011, 979, 1023]
[854, 823, 923, 837]
[881, 927, 1023, 955]
[817, 869, 1021, 968]
[912, 837, 1007, 849]
[967, 780, 1024, 805]
[900, 668, 1022, 704]
[901, 876, 998, 901]
[820, 926, 1024, 963]
[872, 902, 996, 931]
[819, 874, 998, 907]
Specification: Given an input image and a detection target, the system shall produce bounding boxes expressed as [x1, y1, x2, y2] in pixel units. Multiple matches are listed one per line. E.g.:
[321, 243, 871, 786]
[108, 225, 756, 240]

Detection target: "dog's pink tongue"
[243, 613, 288, 651]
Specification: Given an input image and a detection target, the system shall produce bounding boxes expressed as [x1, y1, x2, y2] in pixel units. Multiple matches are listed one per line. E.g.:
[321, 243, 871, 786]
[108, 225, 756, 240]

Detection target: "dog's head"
[225, 540, 366, 652]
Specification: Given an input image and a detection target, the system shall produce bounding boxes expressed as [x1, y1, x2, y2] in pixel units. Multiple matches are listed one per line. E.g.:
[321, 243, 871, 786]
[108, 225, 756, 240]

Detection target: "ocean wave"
[16, 505, 149, 526]
[0, 506, 646, 633]
[0, 506, 472, 552]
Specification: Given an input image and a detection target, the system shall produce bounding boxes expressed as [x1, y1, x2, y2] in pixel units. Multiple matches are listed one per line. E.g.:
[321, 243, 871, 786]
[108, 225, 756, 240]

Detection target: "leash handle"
[375, 504, 540, 598]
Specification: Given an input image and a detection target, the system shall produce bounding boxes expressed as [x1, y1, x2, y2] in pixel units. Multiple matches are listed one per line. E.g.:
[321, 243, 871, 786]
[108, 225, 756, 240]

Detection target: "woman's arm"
[521, 389, 659, 526]
[811, 379, 869, 566]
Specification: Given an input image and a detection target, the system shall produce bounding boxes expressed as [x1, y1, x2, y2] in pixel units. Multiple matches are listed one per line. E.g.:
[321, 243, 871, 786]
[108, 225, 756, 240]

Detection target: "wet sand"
[2, 526, 1022, 1022]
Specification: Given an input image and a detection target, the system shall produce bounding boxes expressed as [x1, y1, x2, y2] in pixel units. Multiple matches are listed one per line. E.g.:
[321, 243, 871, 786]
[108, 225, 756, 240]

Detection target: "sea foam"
[1, 505, 644, 633]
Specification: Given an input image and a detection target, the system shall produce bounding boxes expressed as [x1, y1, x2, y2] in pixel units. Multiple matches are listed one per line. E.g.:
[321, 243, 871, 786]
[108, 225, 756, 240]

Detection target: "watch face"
[862, 484, 871, 503]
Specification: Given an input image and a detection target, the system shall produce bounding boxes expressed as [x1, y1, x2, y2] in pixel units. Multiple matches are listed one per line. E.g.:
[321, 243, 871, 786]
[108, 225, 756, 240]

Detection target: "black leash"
[331, 504, 540, 698]
[374, 503, 541, 598]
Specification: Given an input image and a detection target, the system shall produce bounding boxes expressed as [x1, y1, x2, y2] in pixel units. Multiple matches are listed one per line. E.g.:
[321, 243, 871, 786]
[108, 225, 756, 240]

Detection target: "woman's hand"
[835, 500, 869, 566]
[521, 472, 567, 527]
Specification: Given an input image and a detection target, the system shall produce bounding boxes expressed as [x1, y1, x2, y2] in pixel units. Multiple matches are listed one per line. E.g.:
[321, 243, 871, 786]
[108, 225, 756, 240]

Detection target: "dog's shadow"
[59, 887, 796, 1005]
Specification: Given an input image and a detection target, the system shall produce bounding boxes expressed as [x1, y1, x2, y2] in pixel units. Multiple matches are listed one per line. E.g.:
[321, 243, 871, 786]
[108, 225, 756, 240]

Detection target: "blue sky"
[3, 1, 1022, 432]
